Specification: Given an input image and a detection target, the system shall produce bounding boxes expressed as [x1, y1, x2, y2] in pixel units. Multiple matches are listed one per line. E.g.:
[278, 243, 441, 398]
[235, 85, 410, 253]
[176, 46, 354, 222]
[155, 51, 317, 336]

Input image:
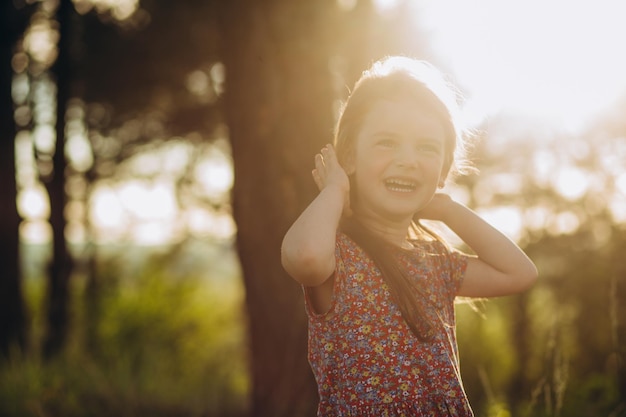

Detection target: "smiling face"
[346, 97, 448, 224]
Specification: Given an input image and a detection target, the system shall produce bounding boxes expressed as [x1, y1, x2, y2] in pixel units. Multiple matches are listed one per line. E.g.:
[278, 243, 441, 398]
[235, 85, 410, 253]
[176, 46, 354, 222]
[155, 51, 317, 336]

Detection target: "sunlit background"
[417, 0, 626, 133]
[16, 0, 626, 246]
[4, 0, 626, 416]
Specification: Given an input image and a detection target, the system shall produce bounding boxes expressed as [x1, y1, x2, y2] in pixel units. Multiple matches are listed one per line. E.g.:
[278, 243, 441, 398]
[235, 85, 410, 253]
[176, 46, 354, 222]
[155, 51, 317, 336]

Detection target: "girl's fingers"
[314, 153, 325, 172]
[313, 144, 346, 191]
[321, 144, 335, 163]
[313, 153, 328, 189]
[312, 169, 323, 191]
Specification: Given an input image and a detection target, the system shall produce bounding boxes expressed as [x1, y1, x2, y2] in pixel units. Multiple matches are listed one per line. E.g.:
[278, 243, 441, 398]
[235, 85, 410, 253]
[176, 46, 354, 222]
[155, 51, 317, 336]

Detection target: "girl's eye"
[417, 143, 442, 154]
[377, 139, 396, 148]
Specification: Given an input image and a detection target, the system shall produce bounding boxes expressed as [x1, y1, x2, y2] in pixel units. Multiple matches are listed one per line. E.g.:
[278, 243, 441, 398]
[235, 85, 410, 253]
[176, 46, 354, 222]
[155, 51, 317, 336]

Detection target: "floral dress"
[304, 232, 474, 417]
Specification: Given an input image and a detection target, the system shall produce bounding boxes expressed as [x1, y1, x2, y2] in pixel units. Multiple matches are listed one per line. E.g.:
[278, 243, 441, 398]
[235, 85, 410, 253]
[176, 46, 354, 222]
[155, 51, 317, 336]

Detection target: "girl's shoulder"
[406, 238, 468, 274]
[408, 238, 469, 294]
[334, 232, 384, 279]
[336, 231, 364, 254]
[408, 237, 449, 255]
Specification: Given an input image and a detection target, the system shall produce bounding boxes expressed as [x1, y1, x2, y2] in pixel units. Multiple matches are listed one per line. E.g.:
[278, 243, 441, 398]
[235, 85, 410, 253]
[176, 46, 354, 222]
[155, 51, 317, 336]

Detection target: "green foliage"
[517, 373, 623, 417]
[456, 225, 626, 417]
[456, 300, 522, 417]
[0, 244, 249, 417]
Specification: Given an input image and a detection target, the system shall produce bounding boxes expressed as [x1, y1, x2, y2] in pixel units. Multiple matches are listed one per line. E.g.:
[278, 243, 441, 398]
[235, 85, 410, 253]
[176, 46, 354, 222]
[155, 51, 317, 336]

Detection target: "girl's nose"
[395, 148, 419, 168]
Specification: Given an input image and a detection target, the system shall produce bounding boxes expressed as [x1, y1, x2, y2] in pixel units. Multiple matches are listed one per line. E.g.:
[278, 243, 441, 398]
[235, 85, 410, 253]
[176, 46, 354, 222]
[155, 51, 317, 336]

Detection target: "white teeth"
[387, 179, 415, 186]
[384, 178, 417, 192]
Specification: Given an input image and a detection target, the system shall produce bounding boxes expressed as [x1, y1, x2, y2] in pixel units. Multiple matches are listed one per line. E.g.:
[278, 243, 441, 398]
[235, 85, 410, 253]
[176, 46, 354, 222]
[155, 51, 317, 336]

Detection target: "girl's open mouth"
[384, 178, 417, 193]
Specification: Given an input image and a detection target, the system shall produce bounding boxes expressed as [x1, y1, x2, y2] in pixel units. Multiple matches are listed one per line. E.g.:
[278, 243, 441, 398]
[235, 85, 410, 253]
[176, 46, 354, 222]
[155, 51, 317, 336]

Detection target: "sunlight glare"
[185, 208, 236, 240]
[15, 131, 40, 189]
[609, 198, 626, 224]
[66, 133, 94, 172]
[17, 185, 49, 220]
[196, 150, 234, 200]
[210, 63, 226, 96]
[131, 220, 181, 246]
[124, 140, 193, 177]
[372, 0, 400, 13]
[162, 140, 192, 176]
[33, 124, 55, 154]
[616, 173, 626, 196]
[74, 0, 139, 20]
[552, 167, 589, 200]
[19, 220, 52, 244]
[127, 151, 161, 177]
[477, 206, 523, 242]
[118, 180, 177, 220]
[415, 0, 626, 132]
[531, 150, 556, 187]
[473, 173, 524, 206]
[186, 70, 210, 97]
[12, 73, 29, 103]
[524, 206, 550, 232]
[185, 208, 215, 237]
[23, 17, 58, 67]
[548, 211, 580, 235]
[208, 212, 237, 240]
[91, 185, 125, 228]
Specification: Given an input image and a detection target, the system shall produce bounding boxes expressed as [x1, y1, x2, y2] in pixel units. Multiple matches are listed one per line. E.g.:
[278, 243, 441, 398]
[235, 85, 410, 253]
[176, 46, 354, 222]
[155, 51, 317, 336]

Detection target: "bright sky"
[412, 0, 626, 133]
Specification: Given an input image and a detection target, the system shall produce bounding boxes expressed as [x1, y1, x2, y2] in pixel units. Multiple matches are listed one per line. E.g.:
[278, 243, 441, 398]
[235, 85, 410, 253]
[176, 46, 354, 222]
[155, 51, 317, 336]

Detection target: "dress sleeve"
[442, 244, 469, 298]
[334, 232, 351, 279]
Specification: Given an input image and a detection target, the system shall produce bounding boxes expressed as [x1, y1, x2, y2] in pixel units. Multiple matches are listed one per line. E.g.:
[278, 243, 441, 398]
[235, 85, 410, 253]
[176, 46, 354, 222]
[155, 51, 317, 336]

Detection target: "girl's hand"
[415, 193, 453, 222]
[282, 144, 349, 286]
[312, 144, 352, 216]
[417, 193, 538, 297]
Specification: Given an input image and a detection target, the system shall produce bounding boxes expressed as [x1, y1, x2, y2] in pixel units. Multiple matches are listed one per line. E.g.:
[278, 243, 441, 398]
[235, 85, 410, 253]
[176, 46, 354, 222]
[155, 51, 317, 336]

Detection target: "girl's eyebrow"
[371, 130, 400, 137]
[370, 130, 444, 146]
[415, 137, 444, 145]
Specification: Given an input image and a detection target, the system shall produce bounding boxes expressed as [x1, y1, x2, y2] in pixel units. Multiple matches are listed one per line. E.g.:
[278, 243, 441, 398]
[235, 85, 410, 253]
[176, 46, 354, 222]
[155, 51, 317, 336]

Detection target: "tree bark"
[43, 0, 74, 359]
[507, 293, 531, 405]
[218, 0, 337, 415]
[611, 238, 626, 405]
[0, 0, 29, 359]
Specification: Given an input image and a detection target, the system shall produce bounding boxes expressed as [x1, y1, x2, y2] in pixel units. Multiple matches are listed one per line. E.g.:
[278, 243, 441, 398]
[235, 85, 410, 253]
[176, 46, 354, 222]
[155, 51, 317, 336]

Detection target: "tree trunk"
[507, 293, 531, 405]
[218, 0, 337, 415]
[0, 0, 28, 358]
[43, 0, 74, 359]
[611, 238, 626, 405]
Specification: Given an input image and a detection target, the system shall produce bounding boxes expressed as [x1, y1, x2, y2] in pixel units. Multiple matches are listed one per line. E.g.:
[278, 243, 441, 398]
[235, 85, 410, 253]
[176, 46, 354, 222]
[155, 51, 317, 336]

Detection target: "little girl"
[281, 56, 538, 417]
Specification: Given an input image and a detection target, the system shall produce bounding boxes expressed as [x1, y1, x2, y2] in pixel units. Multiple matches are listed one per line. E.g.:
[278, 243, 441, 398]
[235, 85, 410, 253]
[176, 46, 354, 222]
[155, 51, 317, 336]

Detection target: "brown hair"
[334, 56, 472, 341]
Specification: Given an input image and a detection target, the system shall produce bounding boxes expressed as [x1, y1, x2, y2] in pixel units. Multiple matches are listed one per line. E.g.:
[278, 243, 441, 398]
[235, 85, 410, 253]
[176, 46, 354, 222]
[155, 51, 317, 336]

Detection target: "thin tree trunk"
[611, 242, 626, 406]
[0, 0, 28, 358]
[507, 294, 531, 404]
[43, 0, 74, 359]
[218, 0, 337, 415]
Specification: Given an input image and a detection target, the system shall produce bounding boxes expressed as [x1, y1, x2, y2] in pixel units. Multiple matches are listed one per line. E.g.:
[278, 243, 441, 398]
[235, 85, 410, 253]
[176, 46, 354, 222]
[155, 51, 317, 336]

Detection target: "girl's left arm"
[418, 194, 538, 298]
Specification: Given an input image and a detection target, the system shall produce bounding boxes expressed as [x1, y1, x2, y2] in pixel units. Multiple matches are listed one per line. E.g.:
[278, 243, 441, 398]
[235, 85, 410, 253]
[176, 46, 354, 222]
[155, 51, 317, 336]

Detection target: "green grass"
[1, 244, 249, 417]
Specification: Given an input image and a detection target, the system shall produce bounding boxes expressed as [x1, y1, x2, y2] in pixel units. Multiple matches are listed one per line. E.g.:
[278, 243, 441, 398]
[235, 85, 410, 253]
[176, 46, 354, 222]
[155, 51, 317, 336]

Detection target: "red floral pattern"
[304, 233, 473, 417]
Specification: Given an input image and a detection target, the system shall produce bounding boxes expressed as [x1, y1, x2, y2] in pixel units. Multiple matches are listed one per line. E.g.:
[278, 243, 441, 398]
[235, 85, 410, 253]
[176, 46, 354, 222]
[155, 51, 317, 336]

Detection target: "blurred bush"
[0, 242, 249, 417]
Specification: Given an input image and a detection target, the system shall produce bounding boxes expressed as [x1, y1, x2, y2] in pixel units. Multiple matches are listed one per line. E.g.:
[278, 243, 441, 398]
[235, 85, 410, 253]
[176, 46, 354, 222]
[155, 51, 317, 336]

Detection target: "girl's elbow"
[281, 246, 334, 286]
[515, 263, 539, 293]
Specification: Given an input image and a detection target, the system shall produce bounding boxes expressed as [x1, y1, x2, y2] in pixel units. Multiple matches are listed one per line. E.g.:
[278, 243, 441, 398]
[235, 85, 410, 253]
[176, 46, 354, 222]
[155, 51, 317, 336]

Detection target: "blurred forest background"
[1, 0, 625, 416]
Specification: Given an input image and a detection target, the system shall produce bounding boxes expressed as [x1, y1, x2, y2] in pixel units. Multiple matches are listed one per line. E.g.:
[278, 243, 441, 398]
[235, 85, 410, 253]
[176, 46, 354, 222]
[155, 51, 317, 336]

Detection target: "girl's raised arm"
[418, 194, 538, 298]
[281, 145, 350, 287]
